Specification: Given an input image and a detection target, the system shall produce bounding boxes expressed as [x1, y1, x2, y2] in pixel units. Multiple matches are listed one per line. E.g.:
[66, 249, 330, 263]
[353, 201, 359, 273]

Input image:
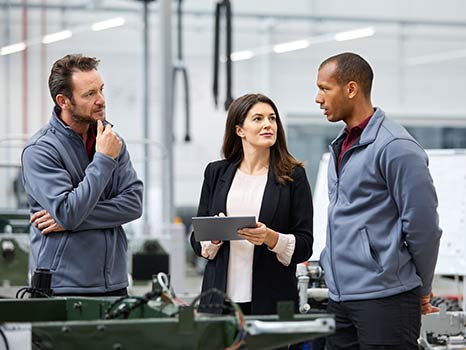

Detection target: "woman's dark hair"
[48, 54, 100, 111]
[222, 93, 303, 184]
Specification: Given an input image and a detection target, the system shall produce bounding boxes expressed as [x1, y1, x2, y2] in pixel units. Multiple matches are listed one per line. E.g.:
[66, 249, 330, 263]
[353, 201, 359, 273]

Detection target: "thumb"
[97, 120, 104, 136]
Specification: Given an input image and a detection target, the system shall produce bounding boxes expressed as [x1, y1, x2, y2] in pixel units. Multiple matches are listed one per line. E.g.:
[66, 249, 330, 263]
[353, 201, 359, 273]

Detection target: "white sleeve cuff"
[201, 241, 223, 260]
[270, 233, 296, 266]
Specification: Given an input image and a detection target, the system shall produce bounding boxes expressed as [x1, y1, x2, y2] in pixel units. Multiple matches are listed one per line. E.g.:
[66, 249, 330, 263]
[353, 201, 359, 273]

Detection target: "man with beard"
[21, 54, 143, 296]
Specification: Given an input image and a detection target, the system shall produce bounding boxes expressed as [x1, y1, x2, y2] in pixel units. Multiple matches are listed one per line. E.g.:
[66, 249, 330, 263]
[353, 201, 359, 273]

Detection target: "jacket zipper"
[330, 141, 369, 301]
[328, 146, 341, 301]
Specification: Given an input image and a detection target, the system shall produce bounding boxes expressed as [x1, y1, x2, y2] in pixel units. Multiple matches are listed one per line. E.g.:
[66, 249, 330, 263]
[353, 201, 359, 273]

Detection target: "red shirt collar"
[337, 114, 373, 170]
[57, 112, 96, 160]
[344, 114, 372, 134]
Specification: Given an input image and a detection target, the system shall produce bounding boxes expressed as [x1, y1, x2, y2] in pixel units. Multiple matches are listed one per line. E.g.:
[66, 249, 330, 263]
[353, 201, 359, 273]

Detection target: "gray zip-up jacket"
[21, 110, 143, 294]
[320, 107, 442, 302]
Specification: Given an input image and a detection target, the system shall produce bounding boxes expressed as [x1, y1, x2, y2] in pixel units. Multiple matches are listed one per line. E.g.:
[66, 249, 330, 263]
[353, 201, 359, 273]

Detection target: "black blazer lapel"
[253, 169, 281, 271]
[211, 160, 239, 215]
[258, 169, 281, 226]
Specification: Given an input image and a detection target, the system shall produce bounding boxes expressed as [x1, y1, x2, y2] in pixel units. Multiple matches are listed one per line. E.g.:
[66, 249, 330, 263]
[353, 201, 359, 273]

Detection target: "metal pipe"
[41, 0, 47, 125]
[142, 0, 150, 230]
[21, 0, 28, 139]
[3, 0, 13, 207]
[160, 0, 174, 224]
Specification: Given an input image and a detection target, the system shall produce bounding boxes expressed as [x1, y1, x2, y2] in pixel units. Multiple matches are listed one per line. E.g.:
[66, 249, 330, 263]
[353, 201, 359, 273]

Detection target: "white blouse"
[200, 168, 296, 303]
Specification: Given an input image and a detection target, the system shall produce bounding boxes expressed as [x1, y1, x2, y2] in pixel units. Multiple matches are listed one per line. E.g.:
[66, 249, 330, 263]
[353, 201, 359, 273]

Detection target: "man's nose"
[315, 91, 323, 104]
[96, 92, 105, 105]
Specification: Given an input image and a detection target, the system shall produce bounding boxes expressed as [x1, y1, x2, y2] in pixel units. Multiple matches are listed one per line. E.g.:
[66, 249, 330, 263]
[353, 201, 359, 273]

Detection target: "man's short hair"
[319, 52, 373, 96]
[48, 54, 100, 111]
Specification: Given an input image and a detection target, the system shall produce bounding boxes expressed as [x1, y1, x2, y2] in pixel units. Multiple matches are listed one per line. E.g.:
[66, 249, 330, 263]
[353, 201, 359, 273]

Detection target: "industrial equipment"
[0, 273, 335, 350]
[0, 209, 30, 287]
[418, 306, 466, 349]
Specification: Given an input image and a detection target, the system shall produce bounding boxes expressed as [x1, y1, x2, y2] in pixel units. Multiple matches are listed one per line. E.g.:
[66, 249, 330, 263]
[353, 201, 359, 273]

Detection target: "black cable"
[213, 1, 221, 107]
[0, 327, 10, 350]
[181, 65, 191, 142]
[15, 287, 27, 299]
[190, 288, 247, 318]
[173, 0, 192, 142]
[212, 0, 234, 111]
[224, 0, 233, 110]
[104, 290, 162, 319]
[15, 287, 51, 299]
[190, 288, 246, 350]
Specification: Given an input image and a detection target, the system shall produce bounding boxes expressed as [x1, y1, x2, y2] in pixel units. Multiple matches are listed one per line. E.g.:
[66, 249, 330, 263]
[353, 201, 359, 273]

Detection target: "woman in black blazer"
[190, 93, 313, 315]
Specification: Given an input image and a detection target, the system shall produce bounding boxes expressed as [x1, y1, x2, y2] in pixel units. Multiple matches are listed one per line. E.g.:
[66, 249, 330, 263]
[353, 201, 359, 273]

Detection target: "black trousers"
[326, 287, 421, 349]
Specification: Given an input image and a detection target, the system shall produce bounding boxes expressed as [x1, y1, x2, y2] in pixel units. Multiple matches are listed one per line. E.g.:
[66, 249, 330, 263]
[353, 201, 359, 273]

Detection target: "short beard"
[70, 111, 95, 125]
[69, 98, 105, 125]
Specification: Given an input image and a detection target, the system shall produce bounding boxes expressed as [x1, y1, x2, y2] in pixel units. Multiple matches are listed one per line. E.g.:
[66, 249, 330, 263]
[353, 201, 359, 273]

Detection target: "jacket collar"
[49, 107, 78, 137]
[331, 107, 385, 147]
[358, 107, 385, 146]
[211, 159, 240, 215]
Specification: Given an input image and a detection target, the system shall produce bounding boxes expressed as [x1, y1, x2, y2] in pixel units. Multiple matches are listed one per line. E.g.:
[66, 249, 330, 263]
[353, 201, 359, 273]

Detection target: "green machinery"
[0, 274, 335, 350]
[0, 209, 30, 286]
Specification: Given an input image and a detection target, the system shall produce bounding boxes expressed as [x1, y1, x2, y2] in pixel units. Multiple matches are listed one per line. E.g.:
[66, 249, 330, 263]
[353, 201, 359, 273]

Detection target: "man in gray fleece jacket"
[21, 54, 143, 296]
[315, 52, 442, 349]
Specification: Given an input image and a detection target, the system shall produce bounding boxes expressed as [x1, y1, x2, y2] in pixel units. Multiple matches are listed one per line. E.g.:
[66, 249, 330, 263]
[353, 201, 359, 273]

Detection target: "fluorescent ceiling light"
[0, 42, 26, 56]
[42, 30, 72, 44]
[406, 49, 466, 65]
[231, 50, 254, 62]
[273, 40, 310, 53]
[227, 26, 376, 62]
[91, 17, 125, 32]
[334, 27, 375, 42]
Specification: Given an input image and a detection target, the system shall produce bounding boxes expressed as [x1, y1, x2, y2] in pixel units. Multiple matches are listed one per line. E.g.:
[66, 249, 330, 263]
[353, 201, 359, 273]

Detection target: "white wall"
[1, 0, 466, 223]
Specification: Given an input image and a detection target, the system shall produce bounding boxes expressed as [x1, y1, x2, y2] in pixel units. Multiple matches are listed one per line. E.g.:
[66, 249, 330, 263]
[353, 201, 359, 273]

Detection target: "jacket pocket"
[359, 228, 383, 273]
[119, 228, 128, 251]
[50, 232, 70, 271]
[319, 248, 337, 292]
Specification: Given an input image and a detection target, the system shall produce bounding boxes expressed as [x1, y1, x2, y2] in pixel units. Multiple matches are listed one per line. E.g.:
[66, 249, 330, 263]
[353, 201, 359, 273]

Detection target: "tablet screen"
[192, 216, 256, 241]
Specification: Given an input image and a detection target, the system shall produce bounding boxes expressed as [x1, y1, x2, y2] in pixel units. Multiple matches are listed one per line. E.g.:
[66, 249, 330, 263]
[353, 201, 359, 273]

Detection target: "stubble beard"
[70, 107, 105, 126]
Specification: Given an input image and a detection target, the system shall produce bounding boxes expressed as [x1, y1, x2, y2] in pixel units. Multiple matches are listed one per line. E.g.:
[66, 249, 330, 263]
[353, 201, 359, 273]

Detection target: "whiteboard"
[312, 149, 466, 276]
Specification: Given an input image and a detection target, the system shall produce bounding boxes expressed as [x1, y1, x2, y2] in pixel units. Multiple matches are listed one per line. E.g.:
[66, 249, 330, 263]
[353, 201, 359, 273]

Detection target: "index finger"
[97, 120, 104, 135]
[30, 209, 46, 223]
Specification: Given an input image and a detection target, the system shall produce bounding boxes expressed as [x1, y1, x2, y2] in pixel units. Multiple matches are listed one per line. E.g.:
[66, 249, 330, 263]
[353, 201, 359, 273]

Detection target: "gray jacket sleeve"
[22, 141, 142, 231]
[69, 143, 143, 231]
[380, 139, 442, 296]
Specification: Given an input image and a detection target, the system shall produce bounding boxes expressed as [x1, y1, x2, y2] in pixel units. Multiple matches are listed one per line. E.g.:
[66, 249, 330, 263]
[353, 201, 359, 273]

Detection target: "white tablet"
[192, 216, 256, 241]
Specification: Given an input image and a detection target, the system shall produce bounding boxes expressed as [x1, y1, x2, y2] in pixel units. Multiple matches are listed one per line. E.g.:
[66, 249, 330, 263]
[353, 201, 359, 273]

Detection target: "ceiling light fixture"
[334, 27, 375, 42]
[231, 50, 255, 62]
[42, 30, 72, 44]
[0, 42, 26, 56]
[229, 27, 376, 62]
[273, 39, 310, 54]
[91, 17, 126, 32]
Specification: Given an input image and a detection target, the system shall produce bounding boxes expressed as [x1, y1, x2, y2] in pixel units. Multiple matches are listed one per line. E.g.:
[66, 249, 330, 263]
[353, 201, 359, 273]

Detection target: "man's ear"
[346, 81, 358, 99]
[56, 94, 71, 110]
[236, 125, 244, 138]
